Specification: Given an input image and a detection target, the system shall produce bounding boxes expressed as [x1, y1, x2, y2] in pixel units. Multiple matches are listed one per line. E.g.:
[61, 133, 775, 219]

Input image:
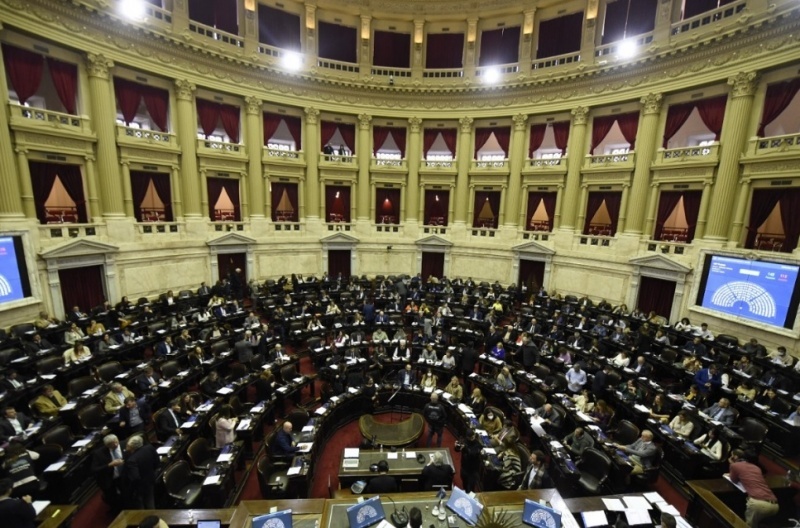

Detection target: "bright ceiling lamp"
[119, 0, 146, 20]
[483, 66, 501, 84]
[282, 51, 303, 72]
[618, 39, 638, 59]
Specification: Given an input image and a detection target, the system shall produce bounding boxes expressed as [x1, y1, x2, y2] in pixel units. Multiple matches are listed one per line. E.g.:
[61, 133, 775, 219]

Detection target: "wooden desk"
[230, 499, 327, 528]
[108, 508, 235, 528]
[37, 505, 77, 528]
[686, 477, 793, 528]
[337, 448, 454, 490]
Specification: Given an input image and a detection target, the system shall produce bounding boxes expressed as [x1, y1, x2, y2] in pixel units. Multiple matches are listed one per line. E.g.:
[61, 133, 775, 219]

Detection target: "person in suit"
[235, 331, 254, 365]
[24, 334, 53, 355]
[32, 385, 67, 417]
[156, 400, 183, 442]
[563, 427, 595, 458]
[0, 370, 26, 392]
[519, 450, 553, 489]
[103, 382, 135, 414]
[703, 398, 736, 426]
[118, 397, 146, 437]
[0, 477, 36, 528]
[535, 404, 563, 432]
[363, 460, 398, 494]
[273, 421, 299, 457]
[91, 434, 125, 510]
[633, 356, 652, 377]
[397, 363, 417, 387]
[615, 430, 658, 474]
[154, 336, 173, 358]
[123, 435, 159, 509]
[0, 407, 33, 441]
[200, 371, 224, 398]
[420, 451, 454, 491]
[135, 366, 161, 393]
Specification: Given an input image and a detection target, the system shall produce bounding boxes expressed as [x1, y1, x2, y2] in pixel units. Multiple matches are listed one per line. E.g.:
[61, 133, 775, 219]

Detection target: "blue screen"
[0, 237, 25, 304]
[700, 255, 800, 327]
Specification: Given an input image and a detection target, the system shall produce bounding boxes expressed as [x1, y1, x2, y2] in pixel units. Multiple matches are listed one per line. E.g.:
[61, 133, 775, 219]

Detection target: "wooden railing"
[188, 20, 243, 47]
[671, 0, 747, 36]
[532, 51, 581, 70]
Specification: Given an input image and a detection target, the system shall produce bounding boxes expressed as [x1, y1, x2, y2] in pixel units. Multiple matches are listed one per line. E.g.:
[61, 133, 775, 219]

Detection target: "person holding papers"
[63, 342, 91, 365]
[566, 364, 587, 394]
[273, 421, 299, 457]
[563, 427, 594, 458]
[703, 398, 736, 427]
[726, 449, 779, 527]
[615, 430, 658, 474]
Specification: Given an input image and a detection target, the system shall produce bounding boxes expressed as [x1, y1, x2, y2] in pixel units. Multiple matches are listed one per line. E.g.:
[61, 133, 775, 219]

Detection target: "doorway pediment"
[320, 233, 359, 245]
[206, 232, 257, 247]
[629, 254, 691, 274]
[40, 239, 119, 260]
[511, 241, 555, 256]
[415, 235, 453, 248]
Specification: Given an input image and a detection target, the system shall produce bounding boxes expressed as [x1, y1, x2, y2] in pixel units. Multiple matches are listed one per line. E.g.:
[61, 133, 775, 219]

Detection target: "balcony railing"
[476, 64, 520, 77]
[8, 103, 89, 132]
[317, 58, 359, 73]
[587, 152, 634, 165]
[326, 222, 352, 232]
[471, 159, 509, 170]
[320, 152, 356, 165]
[527, 157, 564, 168]
[142, 2, 172, 26]
[671, 0, 747, 36]
[371, 158, 408, 170]
[273, 222, 301, 232]
[371, 67, 412, 78]
[137, 222, 180, 234]
[257, 43, 288, 59]
[422, 159, 456, 169]
[578, 234, 615, 247]
[42, 223, 101, 239]
[188, 20, 243, 47]
[198, 138, 243, 154]
[657, 144, 719, 163]
[211, 221, 245, 232]
[749, 133, 800, 155]
[471, 227, 497, 237]
[422, 68, 464, 79]
[117, 125, 176, 146]
[532, 51, 581, 70]
[752, 233, 787, 253]
[264, 147, 303, 160]
[595, 32, 655, 58]
[646, 241, 688, 255]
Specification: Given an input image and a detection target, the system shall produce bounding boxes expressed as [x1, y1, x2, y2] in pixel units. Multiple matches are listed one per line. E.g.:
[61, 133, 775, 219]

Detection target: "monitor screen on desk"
[522, 499, 561, 528]
[347, 496, 386, 528]
[197, 521, 222, 528]
[446, 486, 484, 526]
[253, 509, 293, 528]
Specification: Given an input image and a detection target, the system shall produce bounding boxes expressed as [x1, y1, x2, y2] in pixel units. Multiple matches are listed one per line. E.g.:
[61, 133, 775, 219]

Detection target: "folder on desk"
[521, 499, 560, 528]
[253, 509, 293, 528]
[447, 486, 484, 526]
[347, 496, 386, 528]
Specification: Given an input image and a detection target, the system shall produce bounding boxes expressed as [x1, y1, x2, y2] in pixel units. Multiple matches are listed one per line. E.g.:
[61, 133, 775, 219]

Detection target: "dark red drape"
[662, 102, 696, 147]
[684, 0, 719, 19]
[627, 0, 658, 36]
[423, 130, 439, 157]
[473, 191, 501, 229]
[1, 44, 44, 104]
[284, 116, 302, 150]
[553, 121, 570, 154]
[537, 12, 584, 59]
[758, 78, 800, 137]
[390, 128, 407, 158]
[257, 4, 301, 51]
[56, 164, 88, 223]
[29, 161, 57, 224]
[263, 113, 283, 145]
[653, 191, 684, 241]
[604, 192, 622, 235]
[778, 189, 800, 252]
[696, 96, 727, 140]
[683, 191, 702, 243]
[616, 112, 640, 150]
[141, 86, 169, 132]
[318, 21, 357, 63]
[526, 192, 557, 231]
[441, 129, 458, 157]
[376, 188, 400, 224]
[197, 99, 220, 137]
[425, 33, 465, 69]
[114, 78, 142, 125]
[271, 182, 299, 222]
[46, 58, 78, 115]
[584, 191, 622, 235]
[478, 26, 521, 66]
[529, 124, 547, 157]
[218, 104, 240, 143]
[130, 171, 150, 222]
[339, 124, 356, 154]
[745, 189, 782, 249]
[325, 185, 350, 222]
[601, 0, 628, 44]
[493, 126, 511, 157]
[207, 177, 240, 221]
[328, 250, 351, 278]
[150, 173, 173, 221]
[424, 190, 449, 226]
[474, 128, 494, 159]
[373, 126, 391, 156]
[590, 115, 616, 154]
[60, 266, 105, 317]
[320, 121, 338, 151]
[421, 252, 445, 282]
[637, 276, 676, 320]
[373, 30, 411, 68]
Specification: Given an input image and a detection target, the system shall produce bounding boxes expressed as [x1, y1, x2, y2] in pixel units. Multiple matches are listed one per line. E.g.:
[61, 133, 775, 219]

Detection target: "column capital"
[358, 113, 372, 130]
[86, 53, 114, 79]
[728, 71, 760, 98]
[572, 106, 589, 125]
[119, 160, 130, 167]
[244, 96, 262, 115]
[14, 147, 29, 155]
[640, 93, 663, 115]
[513, 114, 529, 130]
[459, 116, 473, 133]
[650, 181, 660, 189]
[174, 79, 196, 101]
[408, 116, 422, 133]
[305, 107, 320, 124]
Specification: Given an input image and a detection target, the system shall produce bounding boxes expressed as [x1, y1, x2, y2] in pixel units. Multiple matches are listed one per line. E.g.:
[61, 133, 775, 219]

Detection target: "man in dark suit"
[520, 336, 539, 370]
[124, 435, 159, 509]
[156, 400, 183, 442]
[235, 332, 254, 364]
[24, 334, 53, 355]
[633, 356, 652, 377]
[519, 450, 553, 489]
[0, 370, 26, 393]
[200, 371, 224, 397]
[0, 407, 32, 441]
[135, 366, 161, 393]
[273, 421, 299, 457]
[420, 451, 454, 490]
[363, 460, 398, 494]
[154, 336, 173, 357]
[397, 364, 417, 388]
[91, 434, 125, 510]
[592, 365, 609, 396]
[0, 477, 36, 528]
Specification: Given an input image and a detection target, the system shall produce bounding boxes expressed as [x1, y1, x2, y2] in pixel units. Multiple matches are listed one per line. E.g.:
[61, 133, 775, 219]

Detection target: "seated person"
[118, 397, 146, 437]
[0, 407, 33, 441]
[63, 343, 91, 365]
[468, 388, 487, 416]
[444, 376, 463, 402]
[694, 426, 725, 460]
[420, 345, 438, 362]
[563, 427, 594, 457]
[491, 418, 519, 447]
[156, 400, 184, 441]
[391, 340, 412, 362]
[442, 349, 456, 368]
[496, 367, 516, 392]
[363, 460, 397, 494]
[589, 400, 613, 429]
[703, 398, 736, 426]
[479, 409, 502, 436]
[668, 410, 694, 438]
[136, 366, 161, 393]
[32, 385, 67, 417]
[63, 323, 85, 346]
[756, 387, 791, 414]
[420, 451, 454, 491]
[420, 369, 437, 390]
[618, 380, 643, 403]
[86, 319, 106, 336]
[272, 421, 299, 457]
[735, 380, 757, 401]
[371, 328, 389, 343]
[103, 382, 135, 414]
[397, 364, 416, 388]
[33, 311, 59, 330]
[614, 430, 658, 474]
[649, 394, 672, 423]
[200, 371, 224, 397]
[0, 370, 26, 393]
[611, 350, 631, 368]
[24, 334, 53, 355]
[535, 404, 562, 432]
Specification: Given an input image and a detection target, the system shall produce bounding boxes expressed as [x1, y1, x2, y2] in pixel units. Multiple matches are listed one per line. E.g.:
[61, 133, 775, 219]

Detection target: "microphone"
[383, 496, 408, 527]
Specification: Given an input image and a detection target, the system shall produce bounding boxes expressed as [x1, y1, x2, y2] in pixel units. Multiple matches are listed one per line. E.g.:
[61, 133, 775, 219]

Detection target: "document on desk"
[344, 448, 360, 458]
[623, 496, 652, 510]
[643, 492, 665, 503]
[580, 511, 608, 528]
[203, 475, 221, 486]
[45, 461, 66, 472]
[237, 419, 252, 431]
[287, 466, 302, 476]
[302, 425, 314, 433]
[71, 438, 92, 448]
[217, 453, 233, 463]
[297, 442, 313, 453]
[575, 411, 594, 422]
[624, 509, 652, 525]
[602, 498, 625, 511]
[634, 404, 651, 413]
[387, 452, 398, 459]
[217, 387, 234, 395]
[32, 501, 50, 515]
[157, 446, 172, 455]
[314, 407, 327, 415]
[61, 402, 77, 411]
[405, 451, 417, 459]
[655, 502, 680, 516]
[723, 475, 746, 493]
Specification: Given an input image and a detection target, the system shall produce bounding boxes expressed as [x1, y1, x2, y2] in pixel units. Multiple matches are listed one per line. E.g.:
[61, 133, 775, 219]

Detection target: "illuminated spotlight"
[119, 0, 146, 19]
[281, 51, 303, 71]
[617, 39, 637, 59]
[483, 66, 501, 84]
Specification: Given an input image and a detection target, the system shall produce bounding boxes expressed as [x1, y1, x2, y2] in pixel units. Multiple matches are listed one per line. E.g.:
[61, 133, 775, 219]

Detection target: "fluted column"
[120, 161, 133, 217]
[503, 114, 528, 228]
[617, 184, 630, 233]
[454, 117, 473, 224]
[15, 148, 35, 219]
[406, 117, 422, 223]
[357, 114, 372, 221]
[0, 34, 23, 217]
[730, 177, 752, 245]
[174, 79, 201, 218]
[560, 107, 589, 230]
[643, 183, 660, 237]
[83, 155, 101, 220]
[170, 165, 183, 219]
[625, 93, 662, 235]
[704, 72, 759, 240]
[245, 96, 265, 218]
[552, 184, 565, 230]
[86, 53, 124, 217]
[695, 181, 712, 240]
[576, 184, 589, 232]
[304, 108, 321, 220]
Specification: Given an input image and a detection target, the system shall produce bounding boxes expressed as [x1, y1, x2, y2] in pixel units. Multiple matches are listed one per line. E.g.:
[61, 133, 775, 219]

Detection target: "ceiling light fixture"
[119, 0, 146, 20]
[282, 51, 303, 72]
[483, 67, 501, 84]
[618, 39, 637, 60]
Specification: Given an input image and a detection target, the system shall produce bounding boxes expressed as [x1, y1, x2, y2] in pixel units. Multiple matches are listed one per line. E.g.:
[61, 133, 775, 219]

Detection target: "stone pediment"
[40, 239, 119, 259]
[629, 254, 691, 274]
[511, 241, 556, 256]
[206, 232, 257, 247]
[320, 233, 360, 244]
[415, 235, 453, 247]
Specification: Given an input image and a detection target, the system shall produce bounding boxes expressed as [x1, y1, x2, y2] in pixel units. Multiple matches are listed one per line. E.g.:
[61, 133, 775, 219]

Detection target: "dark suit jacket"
[420, 463, 454, 490]
[364, 474, 398, 494]
[0, 496, 36, 528]
[0, 413, 32, 439]
[91, 444, 123, 491]
[397, 370, 417, 387]
[124, 444, 160, 492]
[273, 430, 298, 456]
[136, 373, 161, 393]
[155, 342, 172, 357]
[156, 408, 182, 441]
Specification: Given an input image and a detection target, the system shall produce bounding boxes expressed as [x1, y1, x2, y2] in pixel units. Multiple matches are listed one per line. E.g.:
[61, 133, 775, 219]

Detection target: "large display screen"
[697, 254, 800, 328]
[0, 236, 32, 305]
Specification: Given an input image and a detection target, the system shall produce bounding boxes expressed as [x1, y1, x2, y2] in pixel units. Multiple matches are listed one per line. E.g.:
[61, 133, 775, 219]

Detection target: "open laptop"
[346, 496, 386, 528]
[252, 509, 292, 528]
[522, 499, 561, 528]
[446, 486, 484, 526]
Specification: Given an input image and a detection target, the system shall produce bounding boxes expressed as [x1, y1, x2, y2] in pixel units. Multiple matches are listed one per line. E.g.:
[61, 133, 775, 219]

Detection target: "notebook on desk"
[346, 496, 386, 528]
[522, 499, 561, 528]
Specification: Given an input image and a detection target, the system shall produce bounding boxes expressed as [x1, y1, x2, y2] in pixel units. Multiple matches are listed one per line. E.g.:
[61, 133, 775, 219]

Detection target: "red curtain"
[390, 128, 407, 158]
[339, 124, 356, 155]
[637, 276, 676, 320]
[424, 190, 449, 226]
[197, 99, 220, 137]
[745, 189, 782, 248]
[441, 129, 458, 157]
[583, 191, 622, 235]
[325, 185, 350, 222]
[537, 12, 584, 59]
[425, 33, 465, 69]
[590, 115, 616, 154]
[271, 182, 299, 222]
[662, 102, 695, 147]
[373, 30, 411, 68]
[29, 161, 58, 224]
[207, 177, 240, 221]
[46, 58, 78, 115]
[141, 86, 169, 132]
[553, 121, 570, 154]
[150, 173, 173, 221]
[421, 252, 445, 282]
[263, 113, 283, 145]
[601, 0, 628, 44]
[328, 250, 351, 278]
[320, 121, 338, 151]
[376, 188, 400, 224]
[683, 191, 702, 243]
[423, 129, 439, 157]
[373, 126, 391, 155]
[318, 21, 357, 63]
[526, 192, 557, 231]
[493, 127, 511, 157]
[474, 128, 494, 159]
[696, 96, 727, 141]
[1, 44, 44, 104]
[59, 266, 106, 316]
[778, 189, 800, 252]
[529, 124, 547, 157]
[653, 191, 684, 241]
[284, 116, 302, 150]
[56, 164, 88, 223]
[604, 192, 623, 235]
[130, 171, 150, 222]
[113, 78, 142, 125]
[219, 104, 240, 143]
[473, 191, 501, 228]
[478, 27, 521, 66]
[758, 78, 800, 137]
[257, 4, 301, 51]
[616, 112, 640, 150]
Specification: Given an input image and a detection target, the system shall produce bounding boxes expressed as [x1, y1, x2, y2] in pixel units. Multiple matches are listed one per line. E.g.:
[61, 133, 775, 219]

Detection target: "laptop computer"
[346, 496, 386, 528]
[522, 499, 561, 528]
[446, 486, 484, 526]
[252, 510, 292, 528]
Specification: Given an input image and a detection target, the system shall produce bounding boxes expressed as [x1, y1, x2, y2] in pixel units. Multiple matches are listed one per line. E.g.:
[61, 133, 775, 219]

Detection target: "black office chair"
[160, 360, 181, 380]
[40, 425, 74, 450]
[187, 438, 219, 470]
[228, 362, 248, 380]
[257, 454, 290, 499]
[280, 364, 299, 384]
[77, 404, 108, 432]
[736, 417, 768, 453]
[533, 364, 550, 380]
[163, 461, 203, 507]
[67, 376, 98, 399]
[10, 323, 35, 338]
[97, 361, 124, 382]
[612, 420, 640, 446]
[36, 356, 62, 376]
[286, 408, 310, 431]
[0, 348, 22, 366]
[576, 448, 612, 494]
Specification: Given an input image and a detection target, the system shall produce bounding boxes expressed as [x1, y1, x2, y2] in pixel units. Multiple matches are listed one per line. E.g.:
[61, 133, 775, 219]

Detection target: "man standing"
[92, 434, 125, 510]
[566, 364, 587, 394]
[726, 449, 779, 527]
[124, 435, 159, 509]
[423, 393, 446, 448]
[156, 400, 183, 442]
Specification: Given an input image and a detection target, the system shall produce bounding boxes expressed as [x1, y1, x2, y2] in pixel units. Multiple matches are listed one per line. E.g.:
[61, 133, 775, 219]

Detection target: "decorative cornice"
[174, 79, 196, 101]
[572, 107, 589, 125]
[86, 53, 113, 79]
[728, 71, 760, 98]
[640, 93, 663, 115]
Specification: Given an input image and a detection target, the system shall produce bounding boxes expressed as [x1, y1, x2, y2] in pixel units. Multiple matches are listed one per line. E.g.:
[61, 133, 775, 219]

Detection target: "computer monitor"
[252, 509, 293, 528]
[197, 522, 221, 528]
[445, 486, 484, 526]
[522, 499, 561, 528]
[346, 496, 386, 528]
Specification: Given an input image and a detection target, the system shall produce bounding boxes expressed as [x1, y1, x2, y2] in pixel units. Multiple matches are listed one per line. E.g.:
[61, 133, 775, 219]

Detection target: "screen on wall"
[696, 254, 800, 329]
[0, 236, 32, 305]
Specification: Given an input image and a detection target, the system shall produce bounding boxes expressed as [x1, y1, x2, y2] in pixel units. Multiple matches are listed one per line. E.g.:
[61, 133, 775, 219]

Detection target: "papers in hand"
[203, 475, 222, 486]
[180, 421, 196, 429]
[297, 442, 313, 453]
[581, 511, 608, 528]
[157, 446, 172, 455]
